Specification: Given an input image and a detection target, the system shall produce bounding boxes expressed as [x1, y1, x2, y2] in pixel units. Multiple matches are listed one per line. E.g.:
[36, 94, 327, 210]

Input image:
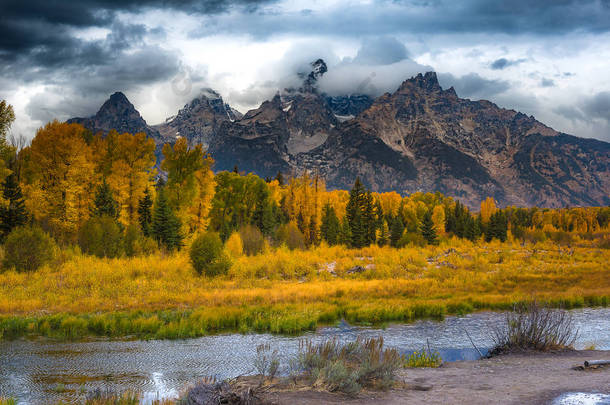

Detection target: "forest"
[0, 104, 609, 340]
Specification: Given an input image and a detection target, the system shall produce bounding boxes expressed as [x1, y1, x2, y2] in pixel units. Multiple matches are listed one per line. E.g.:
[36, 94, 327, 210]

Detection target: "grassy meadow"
[1, 237, 608, 340]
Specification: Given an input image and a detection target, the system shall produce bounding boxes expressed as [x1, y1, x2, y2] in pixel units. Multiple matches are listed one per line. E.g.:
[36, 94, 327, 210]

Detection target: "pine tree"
[364, 191, 376, 245]
[320, 204, 340, 245]
[274, 171, 284, 186]
[346, 177, 368, 248]
[420, 210, 438, 245]
[390, 216, 404, 247]
[92, 179, 118, 219]
[338, 216, 352, 246]
[137, 188, 153, 237]
[0, 173, 28, 240]
[377, 220, 390, 246]
[151, 189, 183, 251]
[308, 216, 319, 246]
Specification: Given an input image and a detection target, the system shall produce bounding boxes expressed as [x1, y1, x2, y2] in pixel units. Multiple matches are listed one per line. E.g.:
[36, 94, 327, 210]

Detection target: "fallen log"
[584, 360, 610, 367]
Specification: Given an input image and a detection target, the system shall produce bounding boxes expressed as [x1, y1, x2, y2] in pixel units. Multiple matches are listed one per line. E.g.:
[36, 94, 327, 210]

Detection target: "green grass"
[0, 294, 608, 341]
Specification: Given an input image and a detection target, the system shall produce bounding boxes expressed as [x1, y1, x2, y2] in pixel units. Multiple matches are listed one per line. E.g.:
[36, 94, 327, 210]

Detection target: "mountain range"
[67, 60, 610, 208]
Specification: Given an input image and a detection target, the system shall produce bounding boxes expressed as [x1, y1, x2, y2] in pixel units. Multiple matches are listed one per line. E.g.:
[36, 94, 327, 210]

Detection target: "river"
[1, 308, 609, 404]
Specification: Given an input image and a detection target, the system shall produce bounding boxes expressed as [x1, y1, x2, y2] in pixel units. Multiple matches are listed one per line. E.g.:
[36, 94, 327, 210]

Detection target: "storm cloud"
[1, 0, 609, 142]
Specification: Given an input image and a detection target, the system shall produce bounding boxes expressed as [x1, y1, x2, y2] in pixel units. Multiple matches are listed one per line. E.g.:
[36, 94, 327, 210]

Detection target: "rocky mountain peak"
[96, 92, 140, 118]
[67, 91, 160, 140]
[397, 71, 442, 94]
[297, 59, 328, 92]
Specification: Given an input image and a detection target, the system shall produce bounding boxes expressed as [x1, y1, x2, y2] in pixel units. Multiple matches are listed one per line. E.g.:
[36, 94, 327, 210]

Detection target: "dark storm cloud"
[190, 0, 610, 39]
[490, 58, 526, 70]
[554, 92, 610, 126]
[437, 73, 510, 100]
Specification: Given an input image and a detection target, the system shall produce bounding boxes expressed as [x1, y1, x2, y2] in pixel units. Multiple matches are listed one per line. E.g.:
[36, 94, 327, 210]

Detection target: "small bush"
[296, 336, 402, 396]
[254, 343, 280, 384]
[239, 224, 265, 256]
[276, 222, 305, 250]
[190, 231, 231, 276]
[224, 231, 244, 258]
[398, 232, 426, 247]
[490, 301, 578, 355]
[124, 224, 157, 257]
[79, 216, 123, 258]
[2, 226, 56, 272]
[404, 349, 442, 367]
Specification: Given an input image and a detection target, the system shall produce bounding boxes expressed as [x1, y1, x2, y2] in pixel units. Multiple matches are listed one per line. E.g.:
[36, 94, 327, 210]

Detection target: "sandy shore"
[262, 350, 610, 404]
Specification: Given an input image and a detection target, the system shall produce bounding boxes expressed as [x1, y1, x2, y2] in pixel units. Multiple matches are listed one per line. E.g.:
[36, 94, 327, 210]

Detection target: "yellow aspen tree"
[21, 121, 95, 239]
[431, 204, 446, 235]
[480, 197, 497, 225]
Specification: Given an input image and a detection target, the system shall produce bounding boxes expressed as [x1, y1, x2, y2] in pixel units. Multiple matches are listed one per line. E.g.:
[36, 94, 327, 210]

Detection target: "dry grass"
[489, 301, 579, 355]
[0, 238, 608, 339]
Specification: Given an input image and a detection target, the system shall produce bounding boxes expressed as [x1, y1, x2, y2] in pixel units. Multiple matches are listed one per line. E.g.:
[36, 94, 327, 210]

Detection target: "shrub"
[404, 349, 442, 367]
[276, 222, 305, 250]
[296, 336, 402, 396]
[190, 232, 231, 276]
[398, 232, 426, 247]
[2, 226, 56, 272]
[78, 216, 123, 258]
[489, 301, 578, 355]
[224, 231, 244, 258]
[239, 224, 265, 256]
[124, 224, 157, 257]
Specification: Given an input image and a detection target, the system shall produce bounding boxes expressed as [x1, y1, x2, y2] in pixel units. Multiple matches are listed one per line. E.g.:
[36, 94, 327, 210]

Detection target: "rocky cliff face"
[69, 65, 610, 208]
[153, 88, 241, 148]
[68, 92, 161, 140]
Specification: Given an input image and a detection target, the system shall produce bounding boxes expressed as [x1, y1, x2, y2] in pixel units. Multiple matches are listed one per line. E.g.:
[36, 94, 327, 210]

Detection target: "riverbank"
[258, 350, 610, 404]
[1, 241, 609, 340]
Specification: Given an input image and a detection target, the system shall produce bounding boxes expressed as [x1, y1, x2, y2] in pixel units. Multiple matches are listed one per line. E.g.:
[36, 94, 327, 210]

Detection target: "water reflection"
[0, 308, 608, 404]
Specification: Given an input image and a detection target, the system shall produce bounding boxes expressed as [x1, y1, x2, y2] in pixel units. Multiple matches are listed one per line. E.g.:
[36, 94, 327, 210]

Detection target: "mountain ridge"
[66, 64, 610, 208]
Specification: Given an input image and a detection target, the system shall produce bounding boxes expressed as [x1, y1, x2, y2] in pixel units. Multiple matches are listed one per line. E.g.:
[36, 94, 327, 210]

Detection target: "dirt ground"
[262, 350, 610, 405]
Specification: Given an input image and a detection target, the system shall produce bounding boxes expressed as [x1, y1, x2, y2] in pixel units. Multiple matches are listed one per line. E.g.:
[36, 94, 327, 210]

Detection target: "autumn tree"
[161, 138, 215, 232]
[0, 100, 16, 182]
[20, 121, 95, 240]
[480, 197, 497, 225]
[93, 131, 156, 225]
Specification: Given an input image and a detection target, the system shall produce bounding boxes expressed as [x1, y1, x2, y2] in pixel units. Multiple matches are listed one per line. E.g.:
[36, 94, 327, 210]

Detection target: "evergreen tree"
[320, 204, 341, 245]
[91, 179, 118, 219]
[346, 177, 368, 248]
[308, 216, 319, 246]
[274, 171, 284, 186]
[364, 191, 377, 245]
[151, 189, 183, 251]
[338, 216, 352, 246]
[0, 173, 28, 240]
[485, 211, 508, 242]
[420, 210, 438, 245]
[465, 215, 481, 241]
[390, 216, 404, 247]
[137, 188, 153, 237]
[377, 220, 390, 246]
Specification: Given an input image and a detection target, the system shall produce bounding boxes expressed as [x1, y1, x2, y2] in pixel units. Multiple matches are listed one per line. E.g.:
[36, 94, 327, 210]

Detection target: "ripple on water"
[552, 393, 610, 405]
[1, 308, 609, 405]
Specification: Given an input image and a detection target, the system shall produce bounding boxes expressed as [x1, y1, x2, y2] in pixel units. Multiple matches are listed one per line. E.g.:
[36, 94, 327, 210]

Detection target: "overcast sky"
[1, 0, 609, 142]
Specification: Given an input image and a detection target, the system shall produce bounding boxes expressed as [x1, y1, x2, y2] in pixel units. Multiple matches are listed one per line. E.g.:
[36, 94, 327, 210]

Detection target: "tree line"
[0, 108, 609, 270]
